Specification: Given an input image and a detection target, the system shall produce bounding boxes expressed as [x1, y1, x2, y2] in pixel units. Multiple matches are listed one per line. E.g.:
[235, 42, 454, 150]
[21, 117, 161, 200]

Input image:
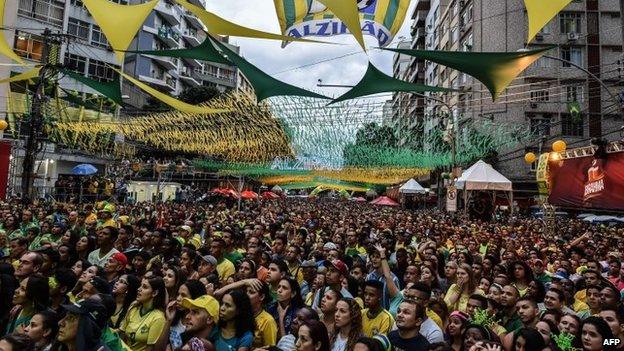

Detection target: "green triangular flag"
[209, 36, 329, 102]
[125, 38, 230, 65]
[330, 63, 455, 104]
[61, 69, 123, 105]
[568, 101, 581, 115]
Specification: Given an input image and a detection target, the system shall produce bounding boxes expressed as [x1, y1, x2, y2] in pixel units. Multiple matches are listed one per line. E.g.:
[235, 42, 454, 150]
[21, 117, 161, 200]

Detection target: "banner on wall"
[273, 0, 410, 47]
[0, 141, 11, 200]
[548, 151, 624, 210]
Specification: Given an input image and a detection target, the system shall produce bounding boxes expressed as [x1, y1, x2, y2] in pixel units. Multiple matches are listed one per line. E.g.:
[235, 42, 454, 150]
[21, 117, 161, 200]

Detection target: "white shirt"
[277, 334, 296, 351]
[331, 333, 348, 351]
[420, 317, 444, 344]
[87, 247, 119, 267]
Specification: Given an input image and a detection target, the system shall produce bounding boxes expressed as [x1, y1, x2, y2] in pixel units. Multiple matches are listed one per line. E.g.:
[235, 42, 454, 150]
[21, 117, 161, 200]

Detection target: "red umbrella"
[370, 196, 399, 206]
[262, 191, 280, 199]
[240, 190, 259, 200]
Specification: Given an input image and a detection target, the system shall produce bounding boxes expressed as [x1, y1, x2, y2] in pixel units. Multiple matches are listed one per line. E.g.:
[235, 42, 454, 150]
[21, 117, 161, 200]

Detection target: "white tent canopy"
[399, 178, 427, 194]
[454, 160, 514, 213]
[456, 160, 512, 191]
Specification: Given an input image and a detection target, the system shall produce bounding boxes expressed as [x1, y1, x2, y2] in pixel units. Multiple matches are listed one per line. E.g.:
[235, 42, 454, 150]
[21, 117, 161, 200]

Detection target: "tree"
[177, 86, 222, 105]
[343, 122, 399, 166]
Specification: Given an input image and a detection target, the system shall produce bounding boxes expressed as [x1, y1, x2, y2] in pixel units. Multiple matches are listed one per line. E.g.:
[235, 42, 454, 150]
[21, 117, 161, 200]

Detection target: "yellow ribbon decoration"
[524, 0, 572, 43]
[0, 0, 25, 64]
[116, 69, 229, 115]
[0, 67, 40, 84]
[175, 0, 327, 44]
[82, 0, 159, 62]
[316, 0, 365, 50]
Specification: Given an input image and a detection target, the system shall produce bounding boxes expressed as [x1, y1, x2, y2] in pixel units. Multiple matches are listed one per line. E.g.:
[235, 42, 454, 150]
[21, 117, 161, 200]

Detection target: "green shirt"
[224, 250, 244, 264]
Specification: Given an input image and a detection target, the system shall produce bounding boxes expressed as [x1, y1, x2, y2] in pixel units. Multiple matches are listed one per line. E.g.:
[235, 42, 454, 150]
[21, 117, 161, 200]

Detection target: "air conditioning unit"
[567, 32, 579, 41]
[530, 102, 538, 108]
[535, 33, 544, 41]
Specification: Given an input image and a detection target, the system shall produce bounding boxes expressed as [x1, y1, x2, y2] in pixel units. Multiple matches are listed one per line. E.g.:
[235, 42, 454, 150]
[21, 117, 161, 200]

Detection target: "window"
[461, 33, 473, 51]
[530, 89, 550, 102]
[529, 115, 551, 136]
[88, 59, 118, 82]
[561, 47, 582, 67]
[561, 113, 584, 136]
[539, 23, 551, 35]
[64, 53, 87, 73]
[451, 27, 459, 43]
[18, 0, 64, 26]
[68, 18, 90, 40]
[559, 13, 582, 33]
[461, 4, 473, 26]
[13, 32, 44, 60]
[566, 85, 583, 102]
[70, 0, 83, 6]
[91, 25, 108, 48]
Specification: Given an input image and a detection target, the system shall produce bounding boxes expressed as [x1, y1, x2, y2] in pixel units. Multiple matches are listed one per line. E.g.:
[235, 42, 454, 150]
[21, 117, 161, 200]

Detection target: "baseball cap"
[179, 225, 192, 233]
[324, 259, 348, 276]
[102, 203, 116, 214]
[200, 255, 217, 266]
[111, 252, 128, 266]
[181, 295, 220, 322]
[323, 242, 338, 250]
[61, 299, 108, 329]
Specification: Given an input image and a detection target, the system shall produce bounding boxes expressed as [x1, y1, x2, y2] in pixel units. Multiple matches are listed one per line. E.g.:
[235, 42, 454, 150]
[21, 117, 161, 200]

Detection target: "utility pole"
[20, 29, 60, 203]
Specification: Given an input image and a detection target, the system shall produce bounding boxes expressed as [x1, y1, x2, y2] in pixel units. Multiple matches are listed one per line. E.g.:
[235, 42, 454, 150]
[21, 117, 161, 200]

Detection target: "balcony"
[138, 72, 176, 91]
[146, 55, 178, 71]
[413, 0, 431, 12]
[184, 11, 204, 29]
[179, 69, 201, 87]
[157, 26, 181, 48]
[155, 1, 180, 26]
[182, 29, 201, 46]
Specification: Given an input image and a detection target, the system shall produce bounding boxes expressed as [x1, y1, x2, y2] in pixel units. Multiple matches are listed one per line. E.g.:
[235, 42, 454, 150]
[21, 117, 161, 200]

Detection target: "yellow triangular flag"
[114, 69, 229, 115]
[316, 0, 365, 50]
[0, 67, 41, 84]
[0, 0, 25, 64]
[175, 0, 327, 44]
[82, 0, 158, 63]
[525, 0, 572, 43]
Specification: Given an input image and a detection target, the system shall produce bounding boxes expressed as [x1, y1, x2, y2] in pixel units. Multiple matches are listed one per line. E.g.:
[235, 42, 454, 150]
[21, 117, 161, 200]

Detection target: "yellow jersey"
[216, 258, 235, 282]
[253, 310, 278, 348]
[119, 306, 166, 351]
[361, 308, 395, 337]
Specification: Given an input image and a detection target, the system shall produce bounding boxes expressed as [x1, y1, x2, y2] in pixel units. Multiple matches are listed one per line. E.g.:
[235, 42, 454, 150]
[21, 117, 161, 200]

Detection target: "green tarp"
[62, 69, 123, 105]
[126, 38, 230, 64]
[331, 63, 455, 104]
[209, 36, 329, 102]
[383, 46, 555, 100]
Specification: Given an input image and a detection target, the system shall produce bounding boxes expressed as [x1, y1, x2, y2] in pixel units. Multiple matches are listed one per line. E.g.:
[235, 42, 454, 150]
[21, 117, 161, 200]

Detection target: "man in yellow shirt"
[362, 280, 395, 337]
[210, 237, 235, 282]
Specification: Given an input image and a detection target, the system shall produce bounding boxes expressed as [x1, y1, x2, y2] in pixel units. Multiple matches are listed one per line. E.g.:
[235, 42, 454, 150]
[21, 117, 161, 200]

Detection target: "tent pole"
[510, 190, 514, 215]
[464, 189, 468, 214]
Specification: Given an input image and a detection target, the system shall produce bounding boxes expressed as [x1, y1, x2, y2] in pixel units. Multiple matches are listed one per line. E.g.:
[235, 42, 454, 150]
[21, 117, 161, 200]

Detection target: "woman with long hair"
[526, 279, 546, 303]
[444, 263, 482, 312]
[237, 259, 257, 280]
[420, 265, 441, 290]
[119, 277, 167, 351]
[111, 274, 140, 328]
[441, 261, 458, 291]
[70, 263, 101, 302]
[461, 324, 495, 351]
[320, 288, 342, 339]
[70, 259, 90, 280]
[269, 277, 305, 339]
[446, 311, 469, 351]
[330, 298, 362, 351]
[6, 274, 49, 334]
[75, 236, 96, 261]
[508, 261, 535, 296]
[296, 320, 330, 351]
[535, 319, 559, 350]
[581, 316, 616, 351]
[215, 289, 255, 351]
[179, 247, 197, 278]
[512, 328, 546, 351]
[23, 310, 59, 351]
[162, 266, 186, 302]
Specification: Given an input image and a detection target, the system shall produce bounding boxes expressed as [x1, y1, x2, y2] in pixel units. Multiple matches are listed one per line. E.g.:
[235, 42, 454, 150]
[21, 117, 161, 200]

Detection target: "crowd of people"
[0, 196, 622, 351]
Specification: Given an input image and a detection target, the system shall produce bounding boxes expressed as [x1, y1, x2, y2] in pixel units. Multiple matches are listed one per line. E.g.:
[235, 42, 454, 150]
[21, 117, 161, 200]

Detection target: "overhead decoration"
[384, 46, 555, 100]
[524, 0, 573, 43]
[0, 67, 40, 84]
[315, 0, 365, 50]
[0, 0, 25, 65]
[176, 0, 324, 44]
[62, 69, 123, 105]
[331, 62, 454, 104]
[82, 0, 158, 62]
[126, 38, 230, 65]
[115, 69, 229, 114]
[273, 0, 410, 48]
[210, 37, 330, 102]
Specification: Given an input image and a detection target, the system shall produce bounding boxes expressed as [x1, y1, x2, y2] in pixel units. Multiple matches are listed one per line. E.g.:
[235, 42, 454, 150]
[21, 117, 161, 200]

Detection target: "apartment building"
[396, 0, 623, 196]
[4, 0, 253, 109]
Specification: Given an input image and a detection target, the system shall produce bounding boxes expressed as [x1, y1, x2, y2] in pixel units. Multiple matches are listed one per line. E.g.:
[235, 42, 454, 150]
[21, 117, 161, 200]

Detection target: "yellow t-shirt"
[120, 306, 166, 351]
[288, 263, 304, 284]
[362, 308, 395, 337]
[253, 310, 278, 348]
[217, 258, 235, 281]
[427, 309, 443, 329]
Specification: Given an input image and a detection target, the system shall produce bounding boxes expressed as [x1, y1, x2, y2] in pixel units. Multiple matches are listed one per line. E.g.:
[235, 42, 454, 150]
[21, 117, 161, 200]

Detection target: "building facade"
[396, 0, 623, 197]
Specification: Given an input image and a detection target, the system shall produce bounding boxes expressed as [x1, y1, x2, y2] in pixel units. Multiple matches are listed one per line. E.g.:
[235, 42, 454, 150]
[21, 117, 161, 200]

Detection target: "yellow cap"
[181, 295, 219, 322]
